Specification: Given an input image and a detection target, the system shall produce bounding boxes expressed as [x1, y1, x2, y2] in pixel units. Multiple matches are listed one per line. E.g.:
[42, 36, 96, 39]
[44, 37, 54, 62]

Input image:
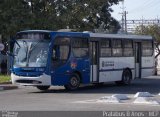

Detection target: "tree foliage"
[0, 0, 31, 39]
[0, 0, 121, 40]
[135, 25, 160, 42]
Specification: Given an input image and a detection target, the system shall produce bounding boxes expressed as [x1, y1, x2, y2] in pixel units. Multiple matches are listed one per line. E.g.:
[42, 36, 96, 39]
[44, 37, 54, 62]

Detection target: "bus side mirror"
[6, 51, 15, 56]
[0, 43, 7, 55]
[0, 42, 14, 57]
[0, 43, 4, 51]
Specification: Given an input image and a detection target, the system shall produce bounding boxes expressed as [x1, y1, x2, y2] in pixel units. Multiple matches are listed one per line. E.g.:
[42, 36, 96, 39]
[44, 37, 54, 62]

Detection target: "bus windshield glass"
[13, 39, 49, 67]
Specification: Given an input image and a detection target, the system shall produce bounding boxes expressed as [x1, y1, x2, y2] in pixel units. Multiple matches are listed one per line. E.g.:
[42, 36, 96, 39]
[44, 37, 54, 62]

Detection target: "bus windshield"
[13, 39, 49, 67]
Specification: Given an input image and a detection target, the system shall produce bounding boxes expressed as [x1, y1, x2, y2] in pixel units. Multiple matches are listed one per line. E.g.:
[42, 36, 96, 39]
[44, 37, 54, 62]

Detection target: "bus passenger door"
[90, 41, 99, 82]
[135, 42, 142, 78]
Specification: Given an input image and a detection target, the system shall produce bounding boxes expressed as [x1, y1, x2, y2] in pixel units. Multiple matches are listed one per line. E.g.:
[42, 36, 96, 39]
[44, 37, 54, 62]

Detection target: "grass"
[0, 74, 11, 83]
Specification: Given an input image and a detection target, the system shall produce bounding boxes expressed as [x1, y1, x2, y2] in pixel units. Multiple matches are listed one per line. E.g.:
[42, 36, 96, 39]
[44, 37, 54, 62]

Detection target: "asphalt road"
[1, 76, 160, 111]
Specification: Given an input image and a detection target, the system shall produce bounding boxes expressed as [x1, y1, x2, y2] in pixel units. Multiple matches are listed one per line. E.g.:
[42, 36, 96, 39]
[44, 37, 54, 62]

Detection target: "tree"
[0, 0, 31, 39]
[0, 0, 122, 40]
[26, 0, 58, 29]
[51, 0, 121, 32]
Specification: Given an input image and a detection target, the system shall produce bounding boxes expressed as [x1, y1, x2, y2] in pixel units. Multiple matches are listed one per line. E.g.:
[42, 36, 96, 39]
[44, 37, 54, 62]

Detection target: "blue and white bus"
[10, 30, 155, 90]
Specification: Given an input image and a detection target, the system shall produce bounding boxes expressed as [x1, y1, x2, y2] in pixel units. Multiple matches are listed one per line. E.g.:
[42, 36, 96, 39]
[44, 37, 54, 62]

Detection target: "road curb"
[0, 82, 12, 85]
[0, 85, 18, 91]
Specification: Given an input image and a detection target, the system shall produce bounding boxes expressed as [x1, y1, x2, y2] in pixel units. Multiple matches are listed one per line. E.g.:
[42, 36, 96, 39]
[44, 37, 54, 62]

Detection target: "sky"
[111, 0, 160, 21]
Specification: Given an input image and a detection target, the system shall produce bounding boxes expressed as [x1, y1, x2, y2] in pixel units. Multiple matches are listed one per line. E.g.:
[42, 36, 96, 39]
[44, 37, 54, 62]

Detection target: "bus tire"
[64, 73, 80, 90]
[36, 86, 50, 91]
[115, 70, 132, 85]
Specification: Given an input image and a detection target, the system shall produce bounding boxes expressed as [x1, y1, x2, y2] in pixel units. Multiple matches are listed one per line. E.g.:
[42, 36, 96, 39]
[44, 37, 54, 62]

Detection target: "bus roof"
[17, 30, 153, 40]
[17, 30, 89, 38]
[89, 33, 153, 40]
[18, 30, 52, 33]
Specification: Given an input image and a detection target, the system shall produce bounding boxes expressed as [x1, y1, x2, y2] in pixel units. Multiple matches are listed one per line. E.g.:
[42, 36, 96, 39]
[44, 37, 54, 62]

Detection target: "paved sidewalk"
[0, 83, 18, 91]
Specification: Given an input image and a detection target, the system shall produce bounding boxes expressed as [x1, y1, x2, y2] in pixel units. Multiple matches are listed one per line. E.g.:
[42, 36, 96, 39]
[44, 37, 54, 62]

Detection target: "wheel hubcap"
[124, 76, 129, 81]
[124, 73, 130, 84]
[71, 77, 78, 87]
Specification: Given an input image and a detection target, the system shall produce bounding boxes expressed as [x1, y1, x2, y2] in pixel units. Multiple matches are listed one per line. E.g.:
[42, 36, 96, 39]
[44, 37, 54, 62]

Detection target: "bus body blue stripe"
[99, 68, 135, 72]
[141, 67, 155, 69]
[99, 67, 154, 72]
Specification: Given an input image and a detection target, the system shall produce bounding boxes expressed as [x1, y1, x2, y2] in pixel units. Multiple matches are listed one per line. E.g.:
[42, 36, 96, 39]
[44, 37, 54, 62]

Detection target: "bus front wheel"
[115, 70, 132, 85]
[36, 86, 50, 91]
[64, 74, 80, 90]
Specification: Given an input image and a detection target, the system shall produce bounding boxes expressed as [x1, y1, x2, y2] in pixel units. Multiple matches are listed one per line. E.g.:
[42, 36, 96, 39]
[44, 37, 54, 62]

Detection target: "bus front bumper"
[11, 73, 51, 86]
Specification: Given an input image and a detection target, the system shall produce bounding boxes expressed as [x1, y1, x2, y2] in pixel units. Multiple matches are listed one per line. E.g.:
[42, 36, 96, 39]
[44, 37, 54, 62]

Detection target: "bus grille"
[16, 80, 42, 84]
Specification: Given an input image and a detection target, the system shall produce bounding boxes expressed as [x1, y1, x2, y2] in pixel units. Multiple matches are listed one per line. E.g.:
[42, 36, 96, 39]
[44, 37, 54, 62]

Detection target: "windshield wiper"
[26, 40, 43, 66]
[12, 38, 21, 48]
[19, 40, 28, 63]
[15, 40, 21, 48]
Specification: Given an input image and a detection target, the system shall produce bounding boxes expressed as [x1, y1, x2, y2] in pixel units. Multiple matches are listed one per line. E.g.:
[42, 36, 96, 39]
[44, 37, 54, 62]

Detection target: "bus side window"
[112, 40, 122, 56]
[72, 38, 89, 58]
[123, 40, 133, 56]
[142, 41, 153, 56]
[100, 40, 111, 57]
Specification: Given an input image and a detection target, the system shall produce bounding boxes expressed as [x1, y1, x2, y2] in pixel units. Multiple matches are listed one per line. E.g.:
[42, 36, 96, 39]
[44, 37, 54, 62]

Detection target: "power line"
[117, 0, 160, 33]
[123, 19, 160, 33]
[128, 0, 160, 14]
[129, 0, 150, 13]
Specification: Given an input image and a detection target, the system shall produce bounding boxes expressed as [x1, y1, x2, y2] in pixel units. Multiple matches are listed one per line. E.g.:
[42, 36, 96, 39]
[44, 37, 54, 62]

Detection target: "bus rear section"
[89, 33, 155, 85]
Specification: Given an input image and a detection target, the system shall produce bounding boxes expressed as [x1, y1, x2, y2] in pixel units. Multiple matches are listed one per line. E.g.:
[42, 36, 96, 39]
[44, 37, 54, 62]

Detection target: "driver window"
[52, 37, 70, 67]
[52, 45, 69, 61]
[60, 45, 69, 60]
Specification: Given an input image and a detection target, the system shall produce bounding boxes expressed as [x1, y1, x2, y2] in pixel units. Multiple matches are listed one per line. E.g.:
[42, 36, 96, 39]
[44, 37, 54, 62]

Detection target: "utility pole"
[119, 0, 128, 33]
[141, 16, 144, 34]
[30, 0, 33, 13]
[124, 11, 128, 33]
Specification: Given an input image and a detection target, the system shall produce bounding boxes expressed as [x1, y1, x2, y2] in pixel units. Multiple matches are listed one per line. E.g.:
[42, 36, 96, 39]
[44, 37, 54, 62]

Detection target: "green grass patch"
[0, 75, 11, 83]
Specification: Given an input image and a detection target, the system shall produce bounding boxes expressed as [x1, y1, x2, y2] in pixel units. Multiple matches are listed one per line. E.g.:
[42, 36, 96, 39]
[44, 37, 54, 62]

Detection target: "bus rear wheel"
[115, 70, 132, 85]
[36, 86, 50, 91]
[64, 74, 80, 90]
